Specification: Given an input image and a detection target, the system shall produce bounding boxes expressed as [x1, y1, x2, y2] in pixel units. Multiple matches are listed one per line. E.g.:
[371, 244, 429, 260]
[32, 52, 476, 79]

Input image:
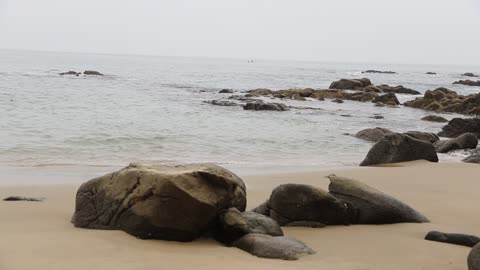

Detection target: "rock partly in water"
[329, 78, 372, 90]
[219, 89, 234, 94]
[267, 184, 351, 226]
[72, 163, 247, 242]
[332, 98, 344, 103]
[355, 127, 393, 142]
[243, 101, 289, 111]
[453, 80, 480, 87]
[360, 133, 439, 166]
[403, 131, 440, 144]
[232, 233, 315, 260]
[425, 231, 480, 247]
[372, 93, 400, 105]
[421, 115, 448, 123]
[375, 85, 421, 95]
[204, 100, 239, 107]
[462, 73, 480, 78]
[3, 196, 45, 202]
[83, 70, 104, 76]
[362, 70, 397, 74]
[438, 118, 480, 138]
[434, 133, 478, 153]
[328, 175, 429, 224]
[404, 88, 480, 115]
[469, 243, 480, 270]
[59, 71, 81, 76]
[426, 72, 437, 75]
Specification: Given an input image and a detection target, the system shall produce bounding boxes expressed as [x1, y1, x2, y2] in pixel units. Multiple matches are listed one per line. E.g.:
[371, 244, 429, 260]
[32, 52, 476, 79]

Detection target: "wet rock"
[421, 115, 448, 123]
[360, 133, 438, 166]
[355, 127, 393, 142]
[213, 208, 283, 244]
[329, 78, 372, 90]
[426, 72, 437, 75]
[243, 101, 289, 111]
[232, 234, 315, 260]
[370, 115, 384, 119]
[362, 70, 396, 74]
[332, 98, 344, 103]
[245, 88, 273, 97]
[219, 89, 234, 94]
[72, 163, 247, 242]
[204, 100, 239, 107]
[404, 88, 480, 115]
[438, 118, 480, 138]
[463, 151, 480, 164]
[434, 133, 478, 153]
[83, 70, 104, 76]
[267, 184, 351, 226]
[425, 231, 480, 247]
[3, 196, 45, 202]
[462, 73, 479, 78]
[375, 85, 421, 95]
[453, 80, 480, 87]
[404, 131, 440, 144]
[328, 175, 429, 224]
[469, 243, 480, 270]
[372, 93, 400, 105]
[59, 71, 80, 76]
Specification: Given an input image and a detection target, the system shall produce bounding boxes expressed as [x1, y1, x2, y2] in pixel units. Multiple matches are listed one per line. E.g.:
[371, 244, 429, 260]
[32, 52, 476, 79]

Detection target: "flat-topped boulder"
[375, 85, 421, 95]
[72, 163, 247, 242]
[453, 80, 480, 87]
[404, 88, 480, 115]
[438, 118, 480, 138]
[360, 133, 438, 166]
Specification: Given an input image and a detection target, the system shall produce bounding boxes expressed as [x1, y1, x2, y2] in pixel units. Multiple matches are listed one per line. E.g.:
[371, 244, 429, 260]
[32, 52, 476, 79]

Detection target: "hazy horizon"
[1, 0, 480, 65]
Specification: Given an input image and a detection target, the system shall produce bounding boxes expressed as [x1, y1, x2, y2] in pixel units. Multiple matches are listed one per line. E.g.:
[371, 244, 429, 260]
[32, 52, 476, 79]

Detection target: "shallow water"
[1, 49, 479, 175]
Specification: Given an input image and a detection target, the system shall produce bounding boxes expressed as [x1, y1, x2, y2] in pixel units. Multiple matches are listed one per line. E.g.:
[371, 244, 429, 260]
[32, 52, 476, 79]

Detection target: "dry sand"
[1, 161, 479, 270]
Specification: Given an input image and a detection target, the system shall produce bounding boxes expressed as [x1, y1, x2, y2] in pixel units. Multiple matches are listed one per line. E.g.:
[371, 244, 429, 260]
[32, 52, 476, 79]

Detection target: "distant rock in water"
[421, 115, 448, 123]
[219, 89, 234, 94]
[3, 196, 45, 202]
[83, 70, 104, 76]
[425, 231, 480, 247]
[453, 80, 480, 86]
[329, 79, 419, 95]
[243, 101, 289, 111]
[360, 133, 438, 166]
[329, 78, 372, 90]
[434, 133, 478, 153]
[372, 93, 400, 105]
[332, 98, 344, 103]
[438, 118, 480, 138]
[462, 72, 479, 78]
[362, 70, 397, 74]
[375, 85, 421, 95]
[59, 71, 81, 76]
[426, 72, 437, 75]
[404, 87, 480, 115]
[204, 100, 238, 107]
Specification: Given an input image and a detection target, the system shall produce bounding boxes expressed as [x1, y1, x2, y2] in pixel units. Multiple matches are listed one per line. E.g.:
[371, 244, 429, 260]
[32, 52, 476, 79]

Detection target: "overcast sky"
[0, 0, 479, 65]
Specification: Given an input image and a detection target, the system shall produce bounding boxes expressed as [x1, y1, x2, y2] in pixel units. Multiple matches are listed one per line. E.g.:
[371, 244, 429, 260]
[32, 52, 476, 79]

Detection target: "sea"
[1, 49, 479, 184]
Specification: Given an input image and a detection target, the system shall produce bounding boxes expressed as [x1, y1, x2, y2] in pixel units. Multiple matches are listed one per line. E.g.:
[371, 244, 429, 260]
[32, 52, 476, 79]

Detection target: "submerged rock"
[72, 163, 247, 242]
[426, 72, 437, 75]
[219, 89, 234, 94]
[232, 234, 315, 260]
[328, 175, 429, 224]
[204, 100, 239, 107]
[3, 196, 45, 202]
[421, 115, 448, 123]
[360, 133, 438, 166]
[434, 133, 478, 153]
[425, 231, 480, 247]
[243, 101, 289, 111]
[438, 118, 480, 138]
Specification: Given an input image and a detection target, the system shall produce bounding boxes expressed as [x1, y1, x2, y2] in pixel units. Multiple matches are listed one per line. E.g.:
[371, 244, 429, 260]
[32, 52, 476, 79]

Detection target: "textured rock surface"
[425, 231, 480, 247]
[469, 243, 480, 270]
[404, 131, 440, 144]
[355, 127, 393, 142]
[434, 133, 478, 153]
[328, 175, 429, 224]
[372, 93, 400, 105]
[404, 88, 480, 115]
[72, 163, 247, 242]
[438, 118, 480, 138]
[421, 115, 448, 123]
[329, 78, 372, 90]
[360, 133, 438, 166]
[243, 102, 289, 111]
[232, 234, 315, 260]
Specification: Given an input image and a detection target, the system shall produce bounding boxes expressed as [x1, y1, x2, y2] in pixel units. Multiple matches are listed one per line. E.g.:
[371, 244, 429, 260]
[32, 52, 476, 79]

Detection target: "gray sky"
[1, 0, 479, 65]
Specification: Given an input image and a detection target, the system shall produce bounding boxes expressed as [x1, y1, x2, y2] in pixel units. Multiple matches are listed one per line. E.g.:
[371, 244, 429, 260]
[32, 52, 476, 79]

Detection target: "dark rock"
[469, 243, 480, 270]
[453, 80, 480, 87]
[329, 78, 372, 90]
[370, 115, 384, 119]
[434, 133, 478, 153]
[268, 184, 351, 226]
[59, 71, 80, 76]
[404, 131, 440, 144]
[204, 100, 238, 107]
[245, 88, 273, 97]
[426, 72, 437, 75]
[219, 89, 234, 94]
[360, 133, 439, 166]
[251, 200, 270, 216]
[464, 151, 480, 164]
[72, 163, 247, 242]
[425, 231, 480, 247]
[328, 175, 429, 224]
[213, 208, 283, 244]
[372, 93, 400, 105]
[3, 196, 45, 202]
[285, 221, 326, 228]
[355, 127, 393, 142]
[404, 88, 480, 115]
[438, 118, 480, 138]
[332, 98, 344, 103]
[375, 85, 421, 95]
[83, 70, 103, 76]
[232, 234, 315, 260]
[462, 73, 479, 78]
[243, 102, 289, 111]
[421, 115, 448, 123]
[362, 70, 396, 74]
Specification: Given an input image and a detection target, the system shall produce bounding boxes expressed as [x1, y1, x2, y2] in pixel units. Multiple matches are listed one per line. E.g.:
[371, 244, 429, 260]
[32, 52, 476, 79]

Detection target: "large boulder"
[425, 231, 480, 247]
[213, 208, 283, 244]
[438, 118, 480, 138]
[360, 133, 439, 166]
[267, 184, 351, 226]
[372, 93, 400, 105]
[329, 78, 372, 90]
[243, 101, 289, 111]
[404, 131, 440, 144]
[72, 163, 247, 242]
[328, 175, 429, 224]
[434, 133, 478, 153]
[232, 234, 315, 260]
[421, 115, 448, 123]
[355, 127, 393, 142]
[469, 243, 480, 270]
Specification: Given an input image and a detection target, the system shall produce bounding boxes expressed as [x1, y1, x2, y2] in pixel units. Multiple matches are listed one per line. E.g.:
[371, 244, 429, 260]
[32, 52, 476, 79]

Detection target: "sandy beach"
[1, 161, 479, 270]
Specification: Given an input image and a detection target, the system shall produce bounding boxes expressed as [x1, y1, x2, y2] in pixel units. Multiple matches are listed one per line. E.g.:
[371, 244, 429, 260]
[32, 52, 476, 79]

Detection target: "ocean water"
[1, 49, 479, 175]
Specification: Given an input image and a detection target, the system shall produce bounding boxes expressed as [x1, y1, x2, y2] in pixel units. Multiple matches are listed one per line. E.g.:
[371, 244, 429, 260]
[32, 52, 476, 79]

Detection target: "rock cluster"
[329, 79, 419, 95]
[438, 118, 480, 138]
[453, 80, 480, 86]
[404, 88, 480, 115]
